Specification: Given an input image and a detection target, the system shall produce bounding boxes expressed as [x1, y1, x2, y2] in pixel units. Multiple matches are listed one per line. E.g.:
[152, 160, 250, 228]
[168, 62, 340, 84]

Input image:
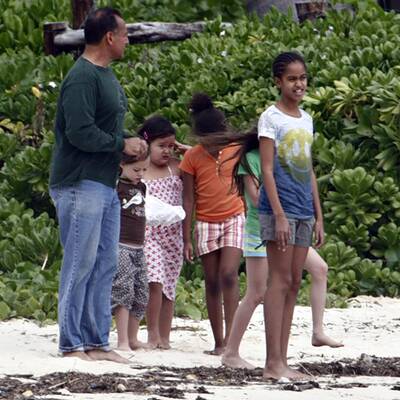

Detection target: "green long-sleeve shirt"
[49, 57, 127, 188]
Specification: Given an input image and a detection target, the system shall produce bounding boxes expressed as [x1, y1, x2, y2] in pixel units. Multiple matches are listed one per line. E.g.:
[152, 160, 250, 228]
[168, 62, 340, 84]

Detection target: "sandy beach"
[1, 296, 400, 399]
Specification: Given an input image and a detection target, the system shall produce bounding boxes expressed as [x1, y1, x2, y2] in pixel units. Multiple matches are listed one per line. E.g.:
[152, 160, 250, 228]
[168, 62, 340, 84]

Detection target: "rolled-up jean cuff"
[84, 343, 111, 351]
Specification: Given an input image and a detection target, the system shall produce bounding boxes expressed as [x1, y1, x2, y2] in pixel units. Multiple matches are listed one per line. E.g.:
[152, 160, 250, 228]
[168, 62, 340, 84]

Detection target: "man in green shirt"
[49, 7, 147, 363]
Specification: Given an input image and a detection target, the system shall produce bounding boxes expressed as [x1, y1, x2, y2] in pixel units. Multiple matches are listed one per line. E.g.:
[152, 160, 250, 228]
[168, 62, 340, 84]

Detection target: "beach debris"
[155, 386, 185, 399]
[282, 381, 320, 392]
[195, 385, 212, 394]
[116, 383, 127, 392]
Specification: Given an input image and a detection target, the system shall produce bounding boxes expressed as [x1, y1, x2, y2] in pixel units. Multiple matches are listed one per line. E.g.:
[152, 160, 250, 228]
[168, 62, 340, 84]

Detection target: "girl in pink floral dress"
[139, 116, 187, 349]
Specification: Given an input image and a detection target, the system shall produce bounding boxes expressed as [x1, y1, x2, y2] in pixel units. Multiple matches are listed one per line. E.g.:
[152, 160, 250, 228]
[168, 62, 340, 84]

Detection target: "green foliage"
[98, 0, 245, 22]
[175, 277, 206, 320]
[1, 0, 400, 321]
[0, 196, 62, 321]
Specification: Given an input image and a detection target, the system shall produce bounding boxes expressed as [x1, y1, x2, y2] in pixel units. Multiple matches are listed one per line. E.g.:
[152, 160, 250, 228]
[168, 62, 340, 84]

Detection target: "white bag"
[145, 194, 185, 226]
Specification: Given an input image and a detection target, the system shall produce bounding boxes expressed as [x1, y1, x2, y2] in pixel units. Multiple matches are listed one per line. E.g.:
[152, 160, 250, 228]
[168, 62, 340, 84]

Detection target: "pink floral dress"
[143, 166, 183, 301]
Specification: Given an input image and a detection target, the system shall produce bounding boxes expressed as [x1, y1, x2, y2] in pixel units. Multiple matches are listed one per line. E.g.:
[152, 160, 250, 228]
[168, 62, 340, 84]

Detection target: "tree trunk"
[71, 0, 95, 29]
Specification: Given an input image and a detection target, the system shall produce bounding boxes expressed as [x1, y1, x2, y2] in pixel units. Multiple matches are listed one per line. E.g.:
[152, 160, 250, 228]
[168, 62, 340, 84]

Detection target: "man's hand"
[123, 137, 148, 157]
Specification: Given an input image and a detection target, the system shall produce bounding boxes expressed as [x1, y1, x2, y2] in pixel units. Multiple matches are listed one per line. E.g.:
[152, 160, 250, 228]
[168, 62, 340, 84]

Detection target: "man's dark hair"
[84, 7, 122, 45]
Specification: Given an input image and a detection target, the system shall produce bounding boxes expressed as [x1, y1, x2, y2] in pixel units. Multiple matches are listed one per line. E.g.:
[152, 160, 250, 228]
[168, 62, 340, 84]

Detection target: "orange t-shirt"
[179, 144, 244, 222]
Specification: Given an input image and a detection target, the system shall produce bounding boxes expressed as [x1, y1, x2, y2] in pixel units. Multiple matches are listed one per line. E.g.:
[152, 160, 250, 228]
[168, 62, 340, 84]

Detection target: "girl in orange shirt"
[180, 93, 245, 355]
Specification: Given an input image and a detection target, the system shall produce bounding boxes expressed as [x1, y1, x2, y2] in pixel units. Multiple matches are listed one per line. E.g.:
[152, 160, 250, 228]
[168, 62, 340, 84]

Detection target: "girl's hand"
[174, 140, 192, 155]
[314, 219, 325, 248]
[275, 214, 291, 252]
[184, 241, 194, 262]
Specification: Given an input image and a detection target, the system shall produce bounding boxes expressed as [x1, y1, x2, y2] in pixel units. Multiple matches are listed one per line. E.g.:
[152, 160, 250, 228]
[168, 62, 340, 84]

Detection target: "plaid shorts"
[195, 213, 245, 257]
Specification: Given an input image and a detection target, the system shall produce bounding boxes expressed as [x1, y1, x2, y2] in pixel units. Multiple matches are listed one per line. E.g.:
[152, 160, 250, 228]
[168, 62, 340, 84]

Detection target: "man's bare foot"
[222, 354, 255, 369]
[86, 349, 130, 364]
[204, 346, 225, 356]
[129, 340, 150, 350]
[312, 333, 344, 348]
[62, 351, 91, 361]
[284, 366, 310, 380]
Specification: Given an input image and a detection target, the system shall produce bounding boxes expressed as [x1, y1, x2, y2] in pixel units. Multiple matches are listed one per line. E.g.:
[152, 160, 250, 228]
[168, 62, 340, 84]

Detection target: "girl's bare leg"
[201, 250, 225, 355]
[159, 295, 174, 349]
[280, 246, 310, 380]
[222, 256, 268, 368]
[128, 316, 148, 349]
[219, 246, 241, 344]
[114, 306, 131, 351]
[263, 242, 295, 380]
[304, 248, 343, 348]
[146, 282, 163, 348]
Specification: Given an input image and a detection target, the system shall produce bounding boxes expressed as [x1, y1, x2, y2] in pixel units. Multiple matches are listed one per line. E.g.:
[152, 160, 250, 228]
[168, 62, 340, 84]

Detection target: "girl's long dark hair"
[203, 127, 261, 196]
[231, 128, 260, 197]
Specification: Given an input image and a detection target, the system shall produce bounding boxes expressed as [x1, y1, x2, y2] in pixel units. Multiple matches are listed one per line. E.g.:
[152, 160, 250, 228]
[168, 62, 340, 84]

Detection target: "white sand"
[1, 296, 400, 399]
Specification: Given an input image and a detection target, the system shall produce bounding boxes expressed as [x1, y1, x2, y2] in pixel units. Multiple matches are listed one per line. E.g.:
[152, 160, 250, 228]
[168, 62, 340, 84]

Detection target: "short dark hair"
[189, 93, 227, 137]
[272, 52, 307, 78]
[84, 7, 122, 45]
[137, 115, 176, 143]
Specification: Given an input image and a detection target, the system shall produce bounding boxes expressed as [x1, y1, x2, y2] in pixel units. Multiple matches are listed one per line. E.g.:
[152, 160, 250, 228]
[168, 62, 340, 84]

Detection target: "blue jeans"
[50, 180, 120, 353]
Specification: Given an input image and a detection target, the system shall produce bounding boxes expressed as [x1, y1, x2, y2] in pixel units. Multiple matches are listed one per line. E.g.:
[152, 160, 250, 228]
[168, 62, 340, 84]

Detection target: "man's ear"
[105, 31, 114, 45]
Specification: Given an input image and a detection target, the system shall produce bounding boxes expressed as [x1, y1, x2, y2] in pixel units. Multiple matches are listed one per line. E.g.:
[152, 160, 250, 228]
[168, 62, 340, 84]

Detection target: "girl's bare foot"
[284, 366, 310, 380]
[312, 333, 344, 348]
[62, 351, 91, 361]
[129, 340, 150, 350]
[204, 346, 225, 356]
[86, 349, 130, 364]
[146, 340, 159, 349]
[222, 354, 255, 369]
[159, 340, 171, 350]
[147, 332, 161, 349]
[263, 362, 286, 380]
[116, 344, 132, 352]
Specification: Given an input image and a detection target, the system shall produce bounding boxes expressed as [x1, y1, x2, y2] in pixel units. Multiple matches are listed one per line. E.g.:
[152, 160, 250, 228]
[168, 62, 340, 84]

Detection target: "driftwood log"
[44, 21, 231, 55]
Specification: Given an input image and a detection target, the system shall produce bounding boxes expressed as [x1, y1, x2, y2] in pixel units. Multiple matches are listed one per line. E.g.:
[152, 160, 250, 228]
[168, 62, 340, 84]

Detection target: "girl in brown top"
[111, 152, 150, 351]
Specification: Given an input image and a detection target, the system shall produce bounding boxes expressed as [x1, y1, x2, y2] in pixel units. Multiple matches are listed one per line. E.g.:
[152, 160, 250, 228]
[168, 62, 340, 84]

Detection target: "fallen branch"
[44, 21, 231, 55]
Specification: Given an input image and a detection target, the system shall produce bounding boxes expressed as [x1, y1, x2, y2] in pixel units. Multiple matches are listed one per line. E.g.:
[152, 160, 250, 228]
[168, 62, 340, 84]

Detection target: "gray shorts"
[259, 214, 314, 248]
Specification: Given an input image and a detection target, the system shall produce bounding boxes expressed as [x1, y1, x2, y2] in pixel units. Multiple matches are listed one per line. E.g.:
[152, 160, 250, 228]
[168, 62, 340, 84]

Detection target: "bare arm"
[311, 169, 324, 248]
[243, 175, 260, 208]
[259, 137, 291, 249]
[182, 172, 195, 261]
